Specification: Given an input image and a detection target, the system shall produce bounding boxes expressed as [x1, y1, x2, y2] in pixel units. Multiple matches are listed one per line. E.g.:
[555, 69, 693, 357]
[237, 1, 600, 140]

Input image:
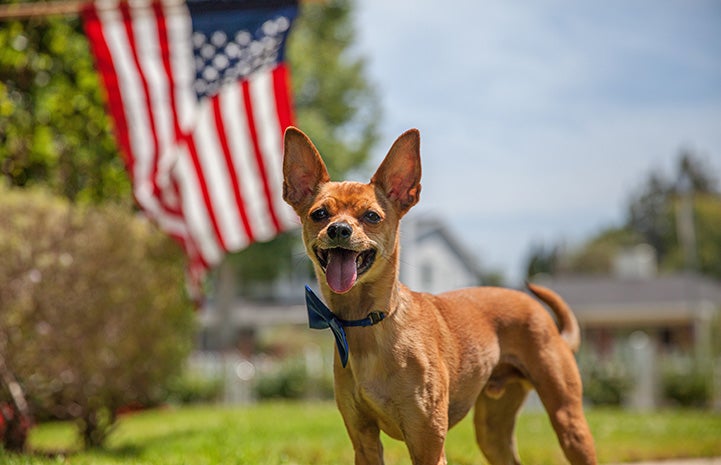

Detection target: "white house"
[399, 215, 483, 293]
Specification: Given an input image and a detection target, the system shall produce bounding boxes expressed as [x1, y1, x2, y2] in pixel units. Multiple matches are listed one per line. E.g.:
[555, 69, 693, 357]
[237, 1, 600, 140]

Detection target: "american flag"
[82, 0, 299, 295]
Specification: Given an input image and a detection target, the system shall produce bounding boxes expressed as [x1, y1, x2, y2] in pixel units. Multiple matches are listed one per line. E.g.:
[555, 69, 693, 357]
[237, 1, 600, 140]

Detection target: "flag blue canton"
[188, 2, 297, 100]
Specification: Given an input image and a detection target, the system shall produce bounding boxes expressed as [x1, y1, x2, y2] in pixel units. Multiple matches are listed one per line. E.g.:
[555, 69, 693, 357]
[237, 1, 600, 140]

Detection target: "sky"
[351, 0, 721, 285]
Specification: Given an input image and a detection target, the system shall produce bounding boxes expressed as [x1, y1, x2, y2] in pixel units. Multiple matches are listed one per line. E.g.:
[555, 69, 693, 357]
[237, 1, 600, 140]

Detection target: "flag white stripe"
[175, 147, 224, 265]
[99, 1, 187, 237]
[132, 2, 177, 205]
[211, 84, 253, 247]
[165, 2, 196, 134]
[98, 5, 159, 212]
[193, 100, 248, 252]
[249, 71, 298, 233]
[221, 82, 275, 240]
[161, 2, 194, 214]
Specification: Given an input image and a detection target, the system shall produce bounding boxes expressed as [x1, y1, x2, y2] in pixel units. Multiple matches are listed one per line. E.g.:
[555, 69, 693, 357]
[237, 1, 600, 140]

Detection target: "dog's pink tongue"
[326, 249, 358, 294]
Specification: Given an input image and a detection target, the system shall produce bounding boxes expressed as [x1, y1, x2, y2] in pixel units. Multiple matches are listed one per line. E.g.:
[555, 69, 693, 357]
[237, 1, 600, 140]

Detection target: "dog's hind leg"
[529, 351, 597, 465]
[473, 379, 530, 465]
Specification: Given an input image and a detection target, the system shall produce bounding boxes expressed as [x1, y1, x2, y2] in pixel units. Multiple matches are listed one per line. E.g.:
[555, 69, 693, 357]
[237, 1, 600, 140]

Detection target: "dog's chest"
[344, 345, 448, 438]
[352, 362, 407, 440]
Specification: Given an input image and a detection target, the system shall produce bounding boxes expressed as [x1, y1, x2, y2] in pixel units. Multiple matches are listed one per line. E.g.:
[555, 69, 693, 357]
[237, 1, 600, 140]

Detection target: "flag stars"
[235, 30, 251, 46]
[192, 31, 205, 48]
[226, 42, 241, 59]
[211, 30, 227, 47]
[202, 66, 219, 82]
[192, 16, 292, 100]
[213, 54, 229, 70]
[199, 43, 214, 60]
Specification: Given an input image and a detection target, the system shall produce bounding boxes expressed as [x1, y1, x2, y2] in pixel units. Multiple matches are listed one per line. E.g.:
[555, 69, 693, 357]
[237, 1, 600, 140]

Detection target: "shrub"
[661, 360, 711, 408]
[255, 357, 334, 401]
[581, 359, 633, 406]
[0, 185, 195, 448]
[165, 374, 223, 405]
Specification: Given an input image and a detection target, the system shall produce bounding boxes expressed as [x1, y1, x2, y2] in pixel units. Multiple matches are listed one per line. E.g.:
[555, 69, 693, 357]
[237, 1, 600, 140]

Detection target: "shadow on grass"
[24, 425, 208, 462]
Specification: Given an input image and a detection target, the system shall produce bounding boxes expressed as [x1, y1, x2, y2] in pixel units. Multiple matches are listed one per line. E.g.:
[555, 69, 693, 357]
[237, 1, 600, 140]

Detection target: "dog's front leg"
[336, 399, 384, 464]
[347, 422, 385, 465]
[402, 408, 449, 465]
[335, 374, 385, 464]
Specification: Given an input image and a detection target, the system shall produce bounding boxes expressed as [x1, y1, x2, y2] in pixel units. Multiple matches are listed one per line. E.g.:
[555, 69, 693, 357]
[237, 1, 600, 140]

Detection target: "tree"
[664, 192, 721, 278]
[525, 241, 560, 278]
[625, 151, 719, 276]
[526, 150, 721, 279]
[626, 171, 675, 263]
[288, 0, 380, 179]
[0, 14, 129, 203]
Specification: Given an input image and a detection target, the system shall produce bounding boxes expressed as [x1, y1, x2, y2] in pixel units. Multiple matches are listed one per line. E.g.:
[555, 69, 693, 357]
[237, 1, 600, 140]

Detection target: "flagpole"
[0, 0, 86, 20]
[0, 0, 319, 21]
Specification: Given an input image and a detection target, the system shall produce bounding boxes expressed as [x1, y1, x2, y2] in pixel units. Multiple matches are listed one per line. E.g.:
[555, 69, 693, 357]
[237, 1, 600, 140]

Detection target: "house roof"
[409, 216, 482, 278]
[535, 273, 721, 326]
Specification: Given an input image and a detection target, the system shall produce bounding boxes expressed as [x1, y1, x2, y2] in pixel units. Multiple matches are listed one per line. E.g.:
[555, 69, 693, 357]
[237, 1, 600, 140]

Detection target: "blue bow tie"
[304, 285, 386, 368]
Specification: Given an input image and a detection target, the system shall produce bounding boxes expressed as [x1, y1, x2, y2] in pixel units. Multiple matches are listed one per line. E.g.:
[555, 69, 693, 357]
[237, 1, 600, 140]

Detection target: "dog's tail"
[526, 282, 581, 352]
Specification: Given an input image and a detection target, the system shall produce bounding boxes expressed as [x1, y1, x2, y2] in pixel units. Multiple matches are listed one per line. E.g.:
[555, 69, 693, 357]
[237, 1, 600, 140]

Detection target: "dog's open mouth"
[315, 247, 376, 294]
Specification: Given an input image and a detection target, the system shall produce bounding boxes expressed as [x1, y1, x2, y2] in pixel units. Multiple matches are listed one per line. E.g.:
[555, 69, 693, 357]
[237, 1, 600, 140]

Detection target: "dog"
[282, 126, 597, 465]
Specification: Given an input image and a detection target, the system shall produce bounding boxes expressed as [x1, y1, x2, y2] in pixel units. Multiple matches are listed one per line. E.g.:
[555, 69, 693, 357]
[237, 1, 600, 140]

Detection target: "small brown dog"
[282, 127, 597, 465]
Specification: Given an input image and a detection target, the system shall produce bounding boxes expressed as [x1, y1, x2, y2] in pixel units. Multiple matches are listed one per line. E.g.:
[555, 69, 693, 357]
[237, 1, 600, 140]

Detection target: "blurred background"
[1, 0, 720, 455]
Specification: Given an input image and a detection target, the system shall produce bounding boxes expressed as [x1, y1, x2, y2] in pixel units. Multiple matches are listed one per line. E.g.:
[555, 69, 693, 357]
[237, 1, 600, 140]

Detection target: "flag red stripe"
[185, 134, 229, 252]
[211, 96, 255, 242]
[82, 5, 135, 177]
[242, 80, 282, 234]
[272, 64, 294, 134]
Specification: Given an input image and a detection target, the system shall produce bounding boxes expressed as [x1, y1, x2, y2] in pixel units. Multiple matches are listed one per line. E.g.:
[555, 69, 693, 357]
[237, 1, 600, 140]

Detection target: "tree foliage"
[526, 151, 721, 279]
[0, 186, 195, 448]
[0, 14, 129, 202]
[288, 0, 380, 180]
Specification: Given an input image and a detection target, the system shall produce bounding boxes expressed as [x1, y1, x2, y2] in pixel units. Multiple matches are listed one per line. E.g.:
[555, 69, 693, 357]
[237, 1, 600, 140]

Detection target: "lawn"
[2, 402, 720, 464]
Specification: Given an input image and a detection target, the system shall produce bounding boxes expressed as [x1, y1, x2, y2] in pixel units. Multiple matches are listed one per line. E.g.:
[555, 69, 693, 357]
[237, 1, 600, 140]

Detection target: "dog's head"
[282, 127, 421, 294]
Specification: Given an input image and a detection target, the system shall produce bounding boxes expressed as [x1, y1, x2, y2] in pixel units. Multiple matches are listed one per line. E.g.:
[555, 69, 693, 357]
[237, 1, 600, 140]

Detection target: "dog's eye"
[363, 211, 382, 224]
[310, 208, 329, 222]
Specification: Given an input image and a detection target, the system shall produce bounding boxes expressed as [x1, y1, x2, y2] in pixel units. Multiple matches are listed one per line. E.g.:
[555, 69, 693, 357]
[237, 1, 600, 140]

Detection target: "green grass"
[2, 402, 720, 464]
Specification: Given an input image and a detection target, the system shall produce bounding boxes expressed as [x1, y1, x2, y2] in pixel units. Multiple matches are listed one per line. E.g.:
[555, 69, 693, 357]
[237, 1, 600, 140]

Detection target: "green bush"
[661, 362, 710, 408]
[165, 374, 223, 405]
[0, 185, 195, 448]
[255, 357, 334, 401]
[581, 359, 633, 406]
[256, 359, 309, 400]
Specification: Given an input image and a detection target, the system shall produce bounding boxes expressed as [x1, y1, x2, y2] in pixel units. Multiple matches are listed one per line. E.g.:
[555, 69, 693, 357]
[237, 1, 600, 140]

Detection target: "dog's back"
[419, 284, 580, 352]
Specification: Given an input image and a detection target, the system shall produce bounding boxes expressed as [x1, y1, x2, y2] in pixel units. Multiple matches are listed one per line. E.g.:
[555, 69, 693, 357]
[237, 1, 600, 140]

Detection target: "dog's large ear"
[283, 127, 330, 212]
[371, 129, 421, 215]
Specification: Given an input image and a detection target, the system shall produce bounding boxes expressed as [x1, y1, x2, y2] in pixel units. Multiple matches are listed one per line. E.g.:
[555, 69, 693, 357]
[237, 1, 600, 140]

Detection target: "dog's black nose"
[327, 222, 352, 240]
